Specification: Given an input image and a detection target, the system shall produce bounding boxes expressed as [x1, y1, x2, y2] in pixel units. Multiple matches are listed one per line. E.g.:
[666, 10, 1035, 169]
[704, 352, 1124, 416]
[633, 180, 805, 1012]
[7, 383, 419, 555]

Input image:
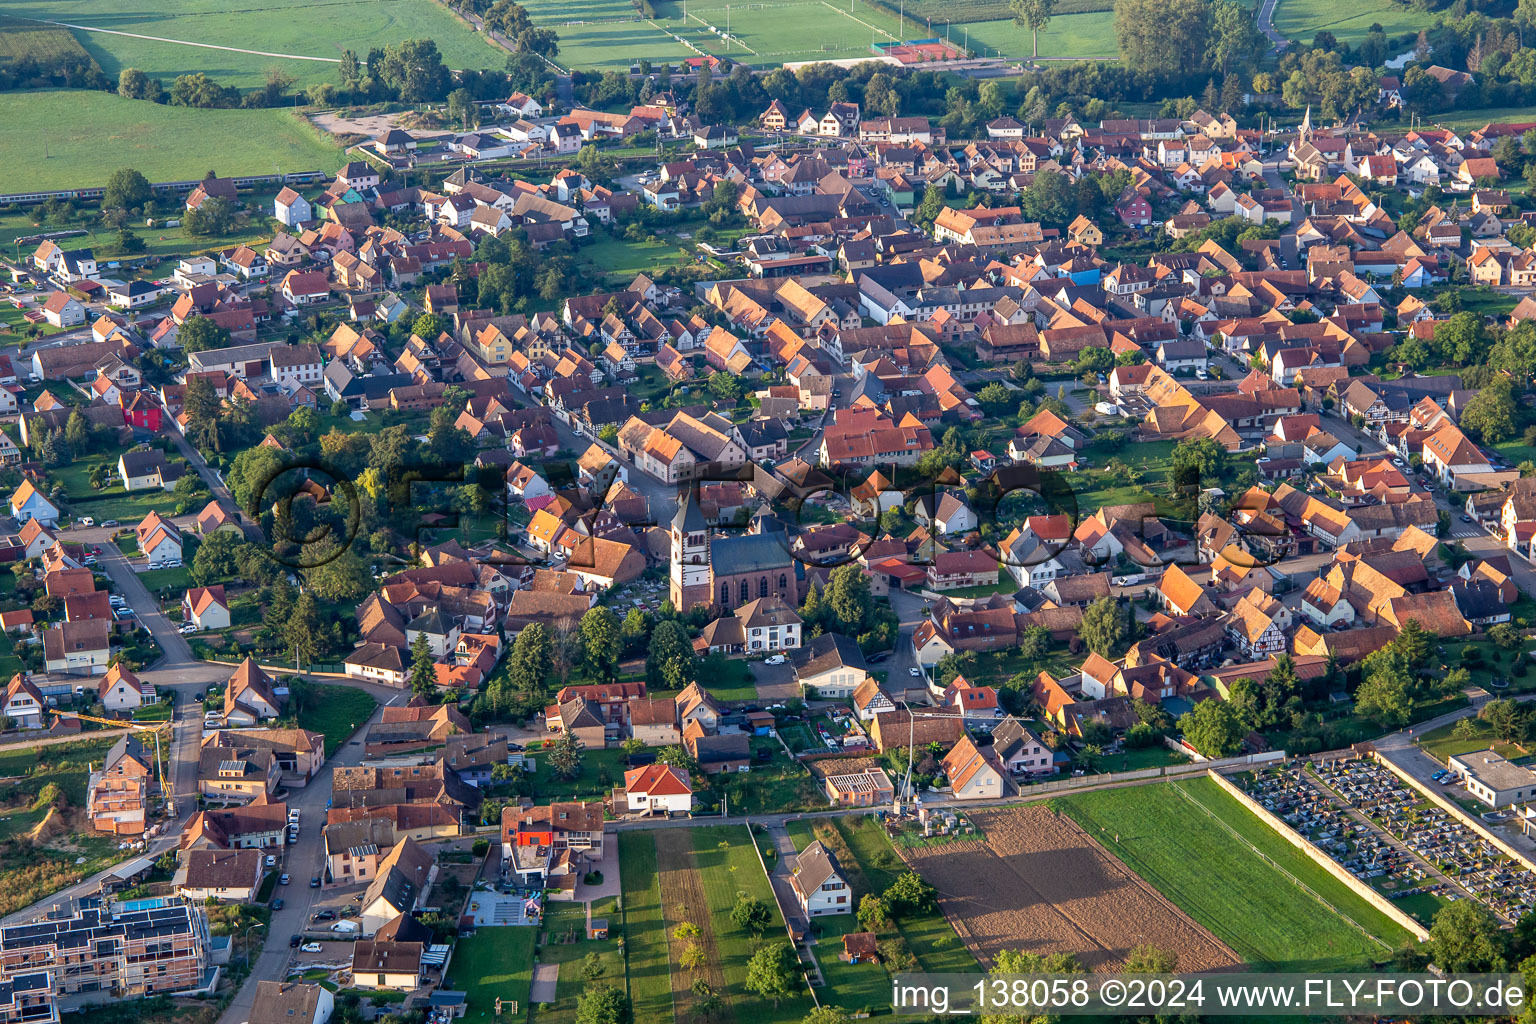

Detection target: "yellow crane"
[47, 709, 175, 818]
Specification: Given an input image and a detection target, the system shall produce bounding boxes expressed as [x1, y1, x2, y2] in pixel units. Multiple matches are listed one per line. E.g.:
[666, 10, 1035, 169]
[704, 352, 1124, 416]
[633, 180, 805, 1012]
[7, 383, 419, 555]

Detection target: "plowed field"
[901, 804, 1241, 971]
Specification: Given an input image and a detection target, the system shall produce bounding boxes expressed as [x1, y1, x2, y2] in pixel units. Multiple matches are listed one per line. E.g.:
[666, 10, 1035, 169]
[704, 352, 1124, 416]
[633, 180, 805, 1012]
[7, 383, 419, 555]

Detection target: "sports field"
[5, 0, 507, 89]
[521, 0, 694, 71]
[0, 90, 343, 192]
[1057, 779, 1415, 970]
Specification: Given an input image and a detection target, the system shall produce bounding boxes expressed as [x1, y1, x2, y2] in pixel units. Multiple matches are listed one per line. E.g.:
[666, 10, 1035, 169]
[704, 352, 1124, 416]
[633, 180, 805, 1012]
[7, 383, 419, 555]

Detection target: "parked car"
[271, 898, 284, 911]
[77, 517, 94, 527]
[289, 935, 301, 948]
[763, 654, 786, 666]
[312, 909, 335, 922]
[101, 520, 118, 528]
[908, 667, 921, 677]
[265, 854, 276, 867]
[310, 876, 322, 887]
[301, 943, 322, 953]
[279, 873, 290, 886]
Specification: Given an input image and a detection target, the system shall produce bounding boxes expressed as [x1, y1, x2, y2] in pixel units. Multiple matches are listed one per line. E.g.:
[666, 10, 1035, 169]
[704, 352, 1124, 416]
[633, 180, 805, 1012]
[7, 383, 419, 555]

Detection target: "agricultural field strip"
[1244, 760, 1469, 913]
[617, 832, 675, 1024]
[1169, 781, 1392, 952]
[902, 804, 1240, 971]
[656, 829, 729, 1023]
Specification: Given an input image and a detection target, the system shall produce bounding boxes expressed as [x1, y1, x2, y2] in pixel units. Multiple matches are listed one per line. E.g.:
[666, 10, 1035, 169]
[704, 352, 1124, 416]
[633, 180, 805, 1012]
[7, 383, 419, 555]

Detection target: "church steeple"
[1299, 105, 1312, 145]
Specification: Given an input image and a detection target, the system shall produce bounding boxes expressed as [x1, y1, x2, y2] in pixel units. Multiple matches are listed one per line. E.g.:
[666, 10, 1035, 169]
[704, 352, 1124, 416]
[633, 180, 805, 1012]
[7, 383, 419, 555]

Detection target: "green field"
[617, 831, 673, 1024]
[6, 0, 506, 89]
[1058, 779, 1415, 970]
[529, 744, 629, 801]
[688, 825, 812, 1018]
[579, 234, 684, 284]
[654, 0, 910, 67]
[520, 0, 693, 70]
[951, 13, 1118, 60]
[0, 90, 342, 192]
[454, 926, 539, 1024]
[1271, 0, 1423, 46]
[292, 685, 378, 755]
[531, 900, 626, 1024]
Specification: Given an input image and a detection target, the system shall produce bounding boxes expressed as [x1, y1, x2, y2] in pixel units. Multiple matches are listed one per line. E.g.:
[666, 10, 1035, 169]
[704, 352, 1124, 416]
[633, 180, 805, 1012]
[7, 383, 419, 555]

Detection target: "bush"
[583, 870, 604, 885]
[471, 837, 490, 857]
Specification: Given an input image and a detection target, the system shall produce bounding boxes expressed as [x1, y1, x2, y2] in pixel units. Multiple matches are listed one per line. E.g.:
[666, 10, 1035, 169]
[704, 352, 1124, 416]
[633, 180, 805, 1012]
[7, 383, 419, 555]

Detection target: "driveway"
[750, 661, 798, 702]
[763, 823, 807, 938]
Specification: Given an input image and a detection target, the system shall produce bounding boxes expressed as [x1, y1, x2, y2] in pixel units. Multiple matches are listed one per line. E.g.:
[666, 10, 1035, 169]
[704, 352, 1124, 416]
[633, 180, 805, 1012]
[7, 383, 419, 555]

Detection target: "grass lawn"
[688, 825, 812, 1018]
[1418, 717, 1529, 764]
[1093, 744, 1190, 773]
[579, 233, 682, 284]
[0, 633, 24, 681]
[291, 686, 377, 755]
[531, 901, 626, 1024]
[529, 745, 629, 802]
[0, 89, 343, 192]
[617, 831, 673, 1024]
[453, 926, 539, 1024]
[6, 0, 505, 90]
[952, 12, 1119, 60]
[1271, 0, 1424, 46]
[1058, 778, 1413, 970]
[0, 201, 284, 274]
[1390, 889, 1449, 927]
[138, 566, 192, 593]
[803, 912, 891, 1015]
[805, 815, 977, 974]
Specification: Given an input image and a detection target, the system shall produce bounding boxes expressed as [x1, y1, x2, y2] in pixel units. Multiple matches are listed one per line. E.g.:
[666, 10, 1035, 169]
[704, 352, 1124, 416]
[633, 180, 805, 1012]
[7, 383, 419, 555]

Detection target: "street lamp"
[242, 922, 266, 968]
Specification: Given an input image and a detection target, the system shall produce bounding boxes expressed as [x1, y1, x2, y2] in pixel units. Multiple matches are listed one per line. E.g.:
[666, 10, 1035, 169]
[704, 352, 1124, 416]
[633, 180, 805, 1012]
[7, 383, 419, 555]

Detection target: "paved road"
[1260, 155, 1300, 269]
[1255, 0, 1289, 52]
[216, 687, 410, 1024]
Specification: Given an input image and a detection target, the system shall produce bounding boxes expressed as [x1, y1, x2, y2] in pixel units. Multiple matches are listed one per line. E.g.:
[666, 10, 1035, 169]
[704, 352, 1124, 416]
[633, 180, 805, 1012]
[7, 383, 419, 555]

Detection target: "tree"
[1076, 596, 1125, 657]
[1009, 0, 1057, 58]
[191, 532, 242, 586]
[580, 606, 622, 681]
[511, 623, 554, 697]
[656, 744, 700, 774]
[1481, 698, 1531, 743]
[546, 730, 583, 781]
[1208, 0, 1264, 73]
[581, 952, 606, 982]
[857, 893, 889, 931]
[884, 871, 936, 917]
[1170, 436, 1224, 486]
[300, 538, 372, 601]
[731, 893, 772, 937]
[337, 49, 362, 87]
[1124, 942, 1178, 973]
[801, 1009, 851, 1024]
[117, 68, 160, 101]
[1115, 0, 1212, 73]
[447, 87, 481, 130]
[1431, 901, 1508, 973]
[284, 592, 322, 667]
[646, 619, 696, 690]
[574, 986, 632, 1024]
[178, 315, 230, 354]
[744, 943, 798, 1006]
[409, 631, 437, 698]
[1461, 375, 1518, 444]
[1354, 649, 1414, 729]
[708, 371, 743, 404]
[103, 168, 153, 212]
[1177, 699, 1245, 758]
[824, 563, 873, 631]
[375, 38, 452, 102]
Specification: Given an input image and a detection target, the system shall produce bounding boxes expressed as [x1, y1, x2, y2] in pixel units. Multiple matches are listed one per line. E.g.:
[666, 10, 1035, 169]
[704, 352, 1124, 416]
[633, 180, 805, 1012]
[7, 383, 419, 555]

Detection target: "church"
[670, 490, 798, 613]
